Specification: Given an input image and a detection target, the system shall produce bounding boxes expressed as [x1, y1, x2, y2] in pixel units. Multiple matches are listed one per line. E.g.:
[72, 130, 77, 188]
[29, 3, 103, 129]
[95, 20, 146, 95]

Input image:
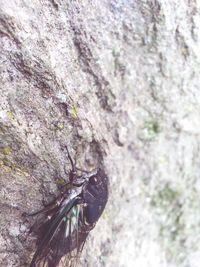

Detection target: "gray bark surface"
[0, 1, 200, 267]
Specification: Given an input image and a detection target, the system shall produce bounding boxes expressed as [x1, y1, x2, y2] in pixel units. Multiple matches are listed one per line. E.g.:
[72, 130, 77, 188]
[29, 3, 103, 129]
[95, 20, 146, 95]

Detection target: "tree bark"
[1, 1, 200, 266]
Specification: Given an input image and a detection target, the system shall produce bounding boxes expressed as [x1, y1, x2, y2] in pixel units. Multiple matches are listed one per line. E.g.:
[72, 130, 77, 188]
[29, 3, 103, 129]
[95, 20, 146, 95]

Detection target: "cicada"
[25, 147, 108, 267]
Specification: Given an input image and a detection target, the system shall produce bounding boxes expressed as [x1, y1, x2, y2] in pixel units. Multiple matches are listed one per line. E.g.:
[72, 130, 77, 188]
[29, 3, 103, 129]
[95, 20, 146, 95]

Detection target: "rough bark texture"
[1, 1, 200, 267]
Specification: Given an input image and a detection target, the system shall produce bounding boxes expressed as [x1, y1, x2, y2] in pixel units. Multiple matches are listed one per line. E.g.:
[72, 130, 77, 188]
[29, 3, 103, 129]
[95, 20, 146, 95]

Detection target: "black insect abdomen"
[83, 169, 108, 225]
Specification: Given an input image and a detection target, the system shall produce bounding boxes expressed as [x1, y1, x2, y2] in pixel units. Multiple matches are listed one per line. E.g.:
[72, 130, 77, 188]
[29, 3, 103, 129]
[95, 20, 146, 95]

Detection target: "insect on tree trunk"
[0, 1, 200, 267]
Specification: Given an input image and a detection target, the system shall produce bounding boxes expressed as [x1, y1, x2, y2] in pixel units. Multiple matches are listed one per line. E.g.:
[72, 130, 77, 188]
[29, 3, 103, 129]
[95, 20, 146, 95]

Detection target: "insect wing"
[29, 198, 77, 267]
[54, 205, 89, 267]
[30, 199, 89, 267]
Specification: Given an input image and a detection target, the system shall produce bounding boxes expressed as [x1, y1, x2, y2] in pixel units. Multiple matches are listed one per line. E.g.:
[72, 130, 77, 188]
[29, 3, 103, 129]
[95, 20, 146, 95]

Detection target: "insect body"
[26, 147, 108, 267]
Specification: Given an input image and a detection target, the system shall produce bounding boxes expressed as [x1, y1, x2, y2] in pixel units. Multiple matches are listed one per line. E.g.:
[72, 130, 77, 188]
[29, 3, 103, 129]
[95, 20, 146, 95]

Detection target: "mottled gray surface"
[1, 0, 200, 266]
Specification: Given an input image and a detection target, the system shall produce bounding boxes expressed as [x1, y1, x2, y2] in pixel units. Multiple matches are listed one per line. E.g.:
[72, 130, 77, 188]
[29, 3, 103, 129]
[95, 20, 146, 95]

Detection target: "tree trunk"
[0, 1, 200, 266]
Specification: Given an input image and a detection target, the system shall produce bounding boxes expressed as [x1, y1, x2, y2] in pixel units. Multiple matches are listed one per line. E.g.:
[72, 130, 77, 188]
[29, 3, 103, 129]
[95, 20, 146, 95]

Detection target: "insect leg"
[75, 167, 92, 173]
[23, 195, 63, 217]
[64, 146, 76, 173]
[63, 145, 78, 183]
